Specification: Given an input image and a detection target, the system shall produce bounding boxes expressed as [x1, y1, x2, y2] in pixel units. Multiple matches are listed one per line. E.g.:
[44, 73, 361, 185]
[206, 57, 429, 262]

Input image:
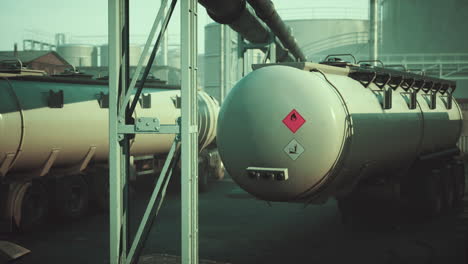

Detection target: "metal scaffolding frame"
[22, 39, 56, 51]
[108, 0, 199, 263]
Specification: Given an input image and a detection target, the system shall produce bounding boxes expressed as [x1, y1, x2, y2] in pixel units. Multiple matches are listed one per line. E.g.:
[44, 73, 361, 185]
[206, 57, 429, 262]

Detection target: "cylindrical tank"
[57, 44, 97, 67]
[100, 44, 143, 67]
[155, 48, 181, 85]
[382, 0, 468, 54]
[217, 65, 462, 202]
[0, 79, 219, 179]
[204, 22, 264, 103]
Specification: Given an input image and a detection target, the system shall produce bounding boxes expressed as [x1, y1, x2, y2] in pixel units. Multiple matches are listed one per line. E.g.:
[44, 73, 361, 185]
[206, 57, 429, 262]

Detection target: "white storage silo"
[100, 44, 142, 67]
[204, 23, 243, 103]
[57, 44, 97, 67]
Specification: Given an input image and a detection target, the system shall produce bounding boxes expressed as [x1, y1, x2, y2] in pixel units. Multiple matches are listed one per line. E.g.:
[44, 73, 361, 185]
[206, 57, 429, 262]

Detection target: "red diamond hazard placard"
[282, 109, 305, 133]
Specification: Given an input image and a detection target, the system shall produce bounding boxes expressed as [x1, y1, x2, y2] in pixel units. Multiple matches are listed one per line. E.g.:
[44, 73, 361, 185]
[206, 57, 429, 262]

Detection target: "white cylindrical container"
[0, 79, 219, 179]
[217, 65, 462, 201]
[57, 44, 96, 67]
[100, 44, 143, 67]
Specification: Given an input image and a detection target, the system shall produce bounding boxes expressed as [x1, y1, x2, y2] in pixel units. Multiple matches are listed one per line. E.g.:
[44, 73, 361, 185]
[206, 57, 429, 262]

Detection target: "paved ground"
[2, 177, 467, 264]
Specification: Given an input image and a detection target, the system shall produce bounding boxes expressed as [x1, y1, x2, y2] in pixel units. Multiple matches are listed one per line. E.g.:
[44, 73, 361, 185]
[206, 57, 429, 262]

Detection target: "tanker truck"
[217, 59, 465, 222]
[0, 68, 223, 231]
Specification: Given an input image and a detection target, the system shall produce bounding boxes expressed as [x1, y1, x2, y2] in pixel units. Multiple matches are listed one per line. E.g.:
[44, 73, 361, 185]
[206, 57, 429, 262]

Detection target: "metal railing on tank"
[309, 52, 468, 80]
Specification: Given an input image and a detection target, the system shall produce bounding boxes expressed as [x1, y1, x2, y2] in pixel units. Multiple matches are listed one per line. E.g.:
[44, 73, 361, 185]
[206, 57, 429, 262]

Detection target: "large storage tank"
[217, 63, 462, 202]
[166, 48, 180, 69]
[154, 48, 181, 85]
[285, 19, 369, 59]
[0, 79, 219, 179]
[382, 0, 468, 54]
[100, 44, 143, 67]
[204, 23, 262, 103]
[379, 0, 468, 155]
[57, 44, 97, 67]
[141, 47, 180, 68]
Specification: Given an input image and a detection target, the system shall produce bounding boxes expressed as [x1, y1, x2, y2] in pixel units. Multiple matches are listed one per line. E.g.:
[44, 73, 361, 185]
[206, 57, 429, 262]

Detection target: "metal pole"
[108, 0, 124, 262]
[120, 0, 169, 112]
[370, 0, 380, 64]
[220, 24, 225, 103]
[109, 1, 187, 264]
[379, 0, 384, 49]
[121, 0, 131, 257]
[269, 35, 277, 63]
[162, 28, 169, 66]
[181, 0, 199, 263]
[222, 26, 231, 103]
[237, 34, 245, 77]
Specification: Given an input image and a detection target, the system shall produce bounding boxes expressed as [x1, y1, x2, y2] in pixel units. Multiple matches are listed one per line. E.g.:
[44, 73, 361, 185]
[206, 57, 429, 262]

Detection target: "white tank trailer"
[217, 60, 465, 221]
[0, 75, 220, 230]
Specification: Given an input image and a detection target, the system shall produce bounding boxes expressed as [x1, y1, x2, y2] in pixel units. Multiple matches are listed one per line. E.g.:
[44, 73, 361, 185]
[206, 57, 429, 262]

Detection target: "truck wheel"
[453, 161, 465, 205]
[16, 182, 49, 232]
[336, 195, 366, 230]
[337, 198, 353, 226]
[441, 165, 455, 211]
[92, 169, 109, 211]
[211, 160, 225, 181]
[420, 169, 443, 217]
[55, 174, 90, 219]
[199, 157, 209, 193]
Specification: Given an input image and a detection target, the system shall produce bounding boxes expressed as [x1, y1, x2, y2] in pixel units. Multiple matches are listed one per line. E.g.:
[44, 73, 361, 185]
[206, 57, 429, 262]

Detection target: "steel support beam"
[220, 24, 226, 104]
[237, 34, 245, 77]
[369, 0, 380, 64]
[109, 0, 128, 263]
[181, 0, 199, 263]
[126, 140, 180, 264]
[161, 28, 169, 66]
[121, 0, 169, 113]
[109, 0, 199, 263]
[109, 1, 180, 264]
[222, 25, 234, 103]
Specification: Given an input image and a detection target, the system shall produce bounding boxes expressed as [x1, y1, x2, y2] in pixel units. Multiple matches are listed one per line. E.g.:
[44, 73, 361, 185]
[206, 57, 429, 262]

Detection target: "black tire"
[441, 165, 455, 211]
[198, 157, 209, 193]
[211, 160, 225, 181]
[453, 161, 466, 205]
[337, 198, 354, 226]
[18, 181, 49, 232]
[336, 194, 367, 230]
[55, 174, 90, 219]
[91, 168, 109, 211]
[420, 169, 443, 217]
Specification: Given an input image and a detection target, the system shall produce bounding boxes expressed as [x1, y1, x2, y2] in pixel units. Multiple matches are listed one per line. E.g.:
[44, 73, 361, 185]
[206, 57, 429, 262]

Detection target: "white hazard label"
[283, 139, 305, 161]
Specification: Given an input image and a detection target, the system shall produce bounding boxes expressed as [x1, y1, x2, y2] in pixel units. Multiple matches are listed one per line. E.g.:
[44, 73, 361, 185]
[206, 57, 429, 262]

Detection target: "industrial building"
[0, 0, 467, 263]
[0, 50, 72, 75]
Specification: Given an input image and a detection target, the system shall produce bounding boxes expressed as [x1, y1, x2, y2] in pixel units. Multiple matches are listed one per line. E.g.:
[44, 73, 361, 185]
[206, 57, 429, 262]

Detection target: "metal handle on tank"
[324, 54, 357, 64]
[357, 59, 385, 68]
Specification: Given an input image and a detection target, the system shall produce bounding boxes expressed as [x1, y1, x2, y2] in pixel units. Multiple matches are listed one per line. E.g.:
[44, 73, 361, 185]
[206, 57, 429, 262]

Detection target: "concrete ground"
[2, 177, 467, 264]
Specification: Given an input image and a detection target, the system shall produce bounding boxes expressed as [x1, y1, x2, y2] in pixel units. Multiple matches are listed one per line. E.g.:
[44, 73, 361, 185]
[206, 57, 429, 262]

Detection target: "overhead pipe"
[246, 0, 306, 62]
[198, 0, 295, 62]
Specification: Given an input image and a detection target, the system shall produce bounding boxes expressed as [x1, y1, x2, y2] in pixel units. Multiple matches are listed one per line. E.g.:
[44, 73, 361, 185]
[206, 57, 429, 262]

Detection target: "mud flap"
[0, 241, 30, 261]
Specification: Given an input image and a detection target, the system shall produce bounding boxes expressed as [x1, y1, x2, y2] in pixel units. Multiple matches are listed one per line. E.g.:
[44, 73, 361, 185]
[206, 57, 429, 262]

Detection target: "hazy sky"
[0, 0, 368, 51]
